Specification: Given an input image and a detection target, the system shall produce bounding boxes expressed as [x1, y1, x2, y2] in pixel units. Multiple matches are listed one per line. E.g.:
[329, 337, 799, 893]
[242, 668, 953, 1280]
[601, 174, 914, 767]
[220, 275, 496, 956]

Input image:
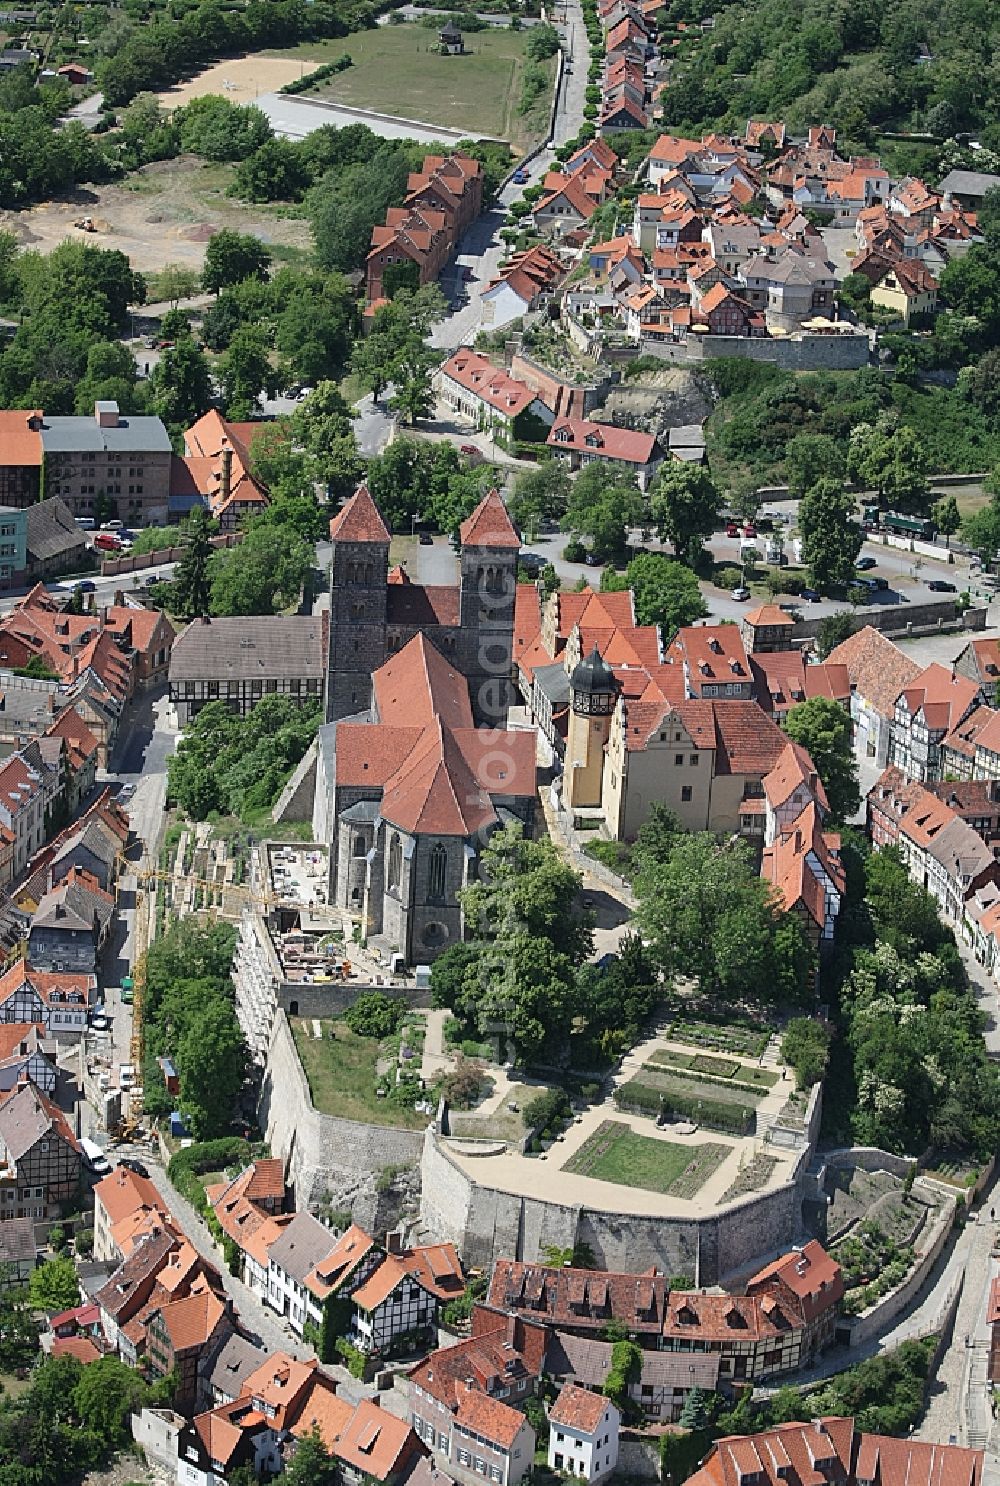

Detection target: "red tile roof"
[548, 1382, 610, 1433]
[460, 488, 521, 550]
[454, 1388, 529, 1451]
[826, 625, 922, 719]
[746, 1238, 845, 1322]
[374, 633, 474, 731]
[335, 1399, 422, 1483]
[0, 411, 43, 466]
[442, 350, 539, 424]
[52, 1334, 101, 1363]
[547, 417, 657, 465]
[329, 483, 391, 545]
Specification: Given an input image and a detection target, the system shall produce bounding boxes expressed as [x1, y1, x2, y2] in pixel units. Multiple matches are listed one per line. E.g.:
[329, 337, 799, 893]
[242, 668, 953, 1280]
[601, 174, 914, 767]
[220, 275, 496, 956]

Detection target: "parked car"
[801, 587, 822, 602]
[779, 602, 801, 617]
[743, 524, 757, 538]
[519, 552, 548, 575]
[725, 522, 739, 537]
[89, 1013, 111, 1033]
[730, 586, 750, 600]
[460, 444, 483, 464]
[418, 532, 433, 545]
[585, 553, 601, 567]
[118, 1158, 150, 1178]
[927, 579, 957, 592]
[512, 168, 529, 184]
[117, 782, 136, 802]
[855, 556, 877, 570]
[100, 520, 123, 532]
[74, 579, 96, 593]
[94, 533, 122, 553]
[297, 387, 314, 401]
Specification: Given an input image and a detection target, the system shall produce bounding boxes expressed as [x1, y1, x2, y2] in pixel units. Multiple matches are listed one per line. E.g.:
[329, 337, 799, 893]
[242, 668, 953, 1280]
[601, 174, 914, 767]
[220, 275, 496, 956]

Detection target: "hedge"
[280, 53, 353, 94]
[614, 1080, 755, 1135]
[645, 1057, 768, 1099]
[167, 1137, 252, 1213]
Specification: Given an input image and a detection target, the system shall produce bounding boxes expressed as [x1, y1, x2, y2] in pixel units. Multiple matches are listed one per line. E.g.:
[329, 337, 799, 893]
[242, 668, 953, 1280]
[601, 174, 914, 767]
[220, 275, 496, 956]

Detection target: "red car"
[460, 444, 483, 463]
[725, 522, 739, 537]
[743, 523, 757, 538]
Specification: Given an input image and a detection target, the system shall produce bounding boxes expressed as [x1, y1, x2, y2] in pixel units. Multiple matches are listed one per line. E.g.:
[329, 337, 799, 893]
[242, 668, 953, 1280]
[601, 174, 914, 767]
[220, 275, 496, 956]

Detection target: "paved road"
[431, 0, 588, 350]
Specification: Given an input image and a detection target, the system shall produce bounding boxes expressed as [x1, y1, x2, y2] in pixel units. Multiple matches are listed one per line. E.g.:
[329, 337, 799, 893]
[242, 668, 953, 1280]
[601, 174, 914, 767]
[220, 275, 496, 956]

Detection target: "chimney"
[199, 614, 211, 625]
[26, 414, 43, 433]
[220, 441, 233, 505]
[54, 903, 65, 920]
[507, 1312, 519, 1346]
[385, 1230, 403, 1256]
[114, 590, 124, 607]
[94, 401, 120, 429]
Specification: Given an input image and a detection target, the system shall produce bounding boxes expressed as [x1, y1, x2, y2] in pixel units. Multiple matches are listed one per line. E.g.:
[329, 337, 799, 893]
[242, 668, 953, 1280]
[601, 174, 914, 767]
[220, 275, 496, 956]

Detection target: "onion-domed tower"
[565, 646, 619, 809]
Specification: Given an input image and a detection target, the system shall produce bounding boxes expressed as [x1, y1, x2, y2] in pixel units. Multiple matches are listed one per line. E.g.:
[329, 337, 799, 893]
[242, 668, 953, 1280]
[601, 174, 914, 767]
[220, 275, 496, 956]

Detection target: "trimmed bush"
[614, 1080, 754, 1135]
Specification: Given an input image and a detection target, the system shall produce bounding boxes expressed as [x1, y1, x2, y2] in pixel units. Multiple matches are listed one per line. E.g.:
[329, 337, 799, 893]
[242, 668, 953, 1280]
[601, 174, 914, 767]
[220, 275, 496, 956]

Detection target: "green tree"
[649, 463, 719, 564]
[154, 262, 200, 306]
[209, 523, 312, 616]
[785, 433, 846, 497]
[816, 611, 857, 659]
[170, 506, 217, 619]
[799, 477, 863, 591]
[73, 1357, 150, 1448]
[388, 343, 437, 425]
[202, 229, 272, 294]
[678, 1387, 712, 1431]
[507, 461, 570, 538]
[562, 464, 644, 563]
[176, 998, 248, 1139]
[284, 1427, 338, 1486]
[635, 834, 787, 1003]
[28, 1258, 80, 1312]
[847, 418, 929, 514]
[961, 492, 1000, 562]
[0, 1275, 40, 1370]
[525, 21, 560, 58]
[785, 696, 860, 822]
[932, 494, 961, 547]
[73, 340, 142, 415]
[461, 821, 593, 966]
[150, 335, 213, 428]
[218, 324, 278, 418]
[780, 1017, 832, 1090]
[605, 551, 707, 638]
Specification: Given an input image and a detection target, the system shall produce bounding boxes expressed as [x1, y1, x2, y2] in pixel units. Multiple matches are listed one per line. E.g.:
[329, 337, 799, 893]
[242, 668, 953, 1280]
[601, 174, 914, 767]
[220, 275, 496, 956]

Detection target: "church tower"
[457, 490, 520, 729]
[326, 483, 391, 722]
[565, 647, 619, 810]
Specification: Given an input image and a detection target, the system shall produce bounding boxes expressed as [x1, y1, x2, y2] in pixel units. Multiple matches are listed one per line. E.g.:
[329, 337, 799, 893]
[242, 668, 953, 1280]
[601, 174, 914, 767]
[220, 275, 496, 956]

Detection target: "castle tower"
[458, 489, 520, 729]
[565, 647, 619, 810]
[326, 483, 391, 722]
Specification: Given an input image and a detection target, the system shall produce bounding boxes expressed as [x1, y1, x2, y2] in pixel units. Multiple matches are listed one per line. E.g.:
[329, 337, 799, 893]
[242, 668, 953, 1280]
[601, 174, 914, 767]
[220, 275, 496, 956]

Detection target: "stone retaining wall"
[258, 1010, 425, 1227]
[847, 1194, 954, 1350]
[418, 1125, 811, 1285]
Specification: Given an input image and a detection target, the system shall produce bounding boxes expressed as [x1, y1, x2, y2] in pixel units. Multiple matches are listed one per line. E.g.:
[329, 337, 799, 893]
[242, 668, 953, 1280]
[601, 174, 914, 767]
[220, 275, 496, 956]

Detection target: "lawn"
[648, 1047, 779, 1089]
[291, 1018, 428, 1130]
[565, 1120, 730, 1198]
[303, 23, 554, 148]
[627, 1065, 765, 1107]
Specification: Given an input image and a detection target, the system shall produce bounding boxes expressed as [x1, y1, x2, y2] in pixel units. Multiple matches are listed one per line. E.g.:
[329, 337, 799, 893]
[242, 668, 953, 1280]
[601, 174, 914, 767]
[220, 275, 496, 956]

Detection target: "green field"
[291, 1018, 427, 1130]
[565, 1120, 730, 1198]
[301, 23, 554, 148]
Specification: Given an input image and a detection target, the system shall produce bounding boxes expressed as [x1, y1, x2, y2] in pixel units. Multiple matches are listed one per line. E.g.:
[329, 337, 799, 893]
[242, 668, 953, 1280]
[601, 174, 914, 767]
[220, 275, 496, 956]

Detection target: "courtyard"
[565, 1121, 731, 1199]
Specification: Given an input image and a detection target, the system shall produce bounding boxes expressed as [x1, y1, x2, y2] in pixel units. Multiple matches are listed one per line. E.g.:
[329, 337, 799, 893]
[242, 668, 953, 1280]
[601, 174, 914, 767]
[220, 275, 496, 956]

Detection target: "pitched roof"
[291, 1377, 354, 1450]
[329, 483, 391, 545]
[95, 1164, 168, 1229]
[547, 418, 657, 465]
[168, 616, 325, 683]
[374, 633, 474, 731]
[459, 489, 520, 550]
[304, 1223, 379, 1301]
[380, 719, 498, 836]
[52, 1334, 101, 1363]
[0, 1080, 78, 1162]
[688, 1418, 856, 1486]
[853, 1433, 982, 1486]
[826, 625, 922, 718]
[266, 1212, 337, 1286]
[548, 1383, 611, 1434]
[454, 1388, 529, 1450]
[763, 741, 828, 812]
[335, 1399, 421, 1482]
[0, 411, 43, 466]
[157, 1287, 227, 1353]
[899, 662, 979, 732]
[242, 1351, 321, 1431]
[409, 1328, 540, 1410]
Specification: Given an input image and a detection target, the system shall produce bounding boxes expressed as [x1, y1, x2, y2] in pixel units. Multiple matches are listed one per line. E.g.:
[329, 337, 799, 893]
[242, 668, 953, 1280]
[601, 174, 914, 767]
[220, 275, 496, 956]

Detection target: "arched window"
[428, 842, 447, 901]
[352, 834, 367, 858]
[388, 833, 402, 892]
[289, 1000, 299, 1017]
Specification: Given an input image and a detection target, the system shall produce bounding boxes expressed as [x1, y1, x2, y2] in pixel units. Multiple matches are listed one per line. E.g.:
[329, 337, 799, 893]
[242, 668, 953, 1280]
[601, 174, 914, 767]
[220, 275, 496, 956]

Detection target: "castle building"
[325, 485, 520, 731]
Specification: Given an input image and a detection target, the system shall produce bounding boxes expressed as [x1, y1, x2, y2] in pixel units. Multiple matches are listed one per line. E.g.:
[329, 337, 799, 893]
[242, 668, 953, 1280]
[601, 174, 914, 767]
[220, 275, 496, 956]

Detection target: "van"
[94, 533, 122, 553]
[79, 1137, 112, 1177]
[74, 516, 96, 530]
[118, 1063, 135, 1089]
[99, 520, 124, 532]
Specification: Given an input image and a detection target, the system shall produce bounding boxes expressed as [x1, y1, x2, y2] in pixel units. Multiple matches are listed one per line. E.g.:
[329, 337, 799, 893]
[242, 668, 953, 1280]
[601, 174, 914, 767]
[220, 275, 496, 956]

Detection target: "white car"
[731, 586, 751, 601]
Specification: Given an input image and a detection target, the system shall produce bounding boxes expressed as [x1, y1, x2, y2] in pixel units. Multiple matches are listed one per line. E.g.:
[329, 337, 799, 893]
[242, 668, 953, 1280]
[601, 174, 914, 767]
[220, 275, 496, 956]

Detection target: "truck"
[884, 511, 934, 539]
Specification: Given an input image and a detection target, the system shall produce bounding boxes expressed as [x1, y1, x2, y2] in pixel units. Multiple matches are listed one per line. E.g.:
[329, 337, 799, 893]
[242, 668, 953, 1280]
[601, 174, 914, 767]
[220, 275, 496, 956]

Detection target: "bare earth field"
[155, 52, 327, 106]
[0, 157, 311, 275]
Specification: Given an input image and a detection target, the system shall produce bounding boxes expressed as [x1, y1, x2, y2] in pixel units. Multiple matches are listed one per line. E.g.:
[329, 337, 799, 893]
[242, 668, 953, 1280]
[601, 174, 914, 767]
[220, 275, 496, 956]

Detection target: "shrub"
[523, 1088, 572, 1133]
[614, 1080, 754, 1134]
[563, 538, 587, 563]
[344, 991, 405, 1040]
[715, 565, 743, 589]
[780, 1017, 831, 1090]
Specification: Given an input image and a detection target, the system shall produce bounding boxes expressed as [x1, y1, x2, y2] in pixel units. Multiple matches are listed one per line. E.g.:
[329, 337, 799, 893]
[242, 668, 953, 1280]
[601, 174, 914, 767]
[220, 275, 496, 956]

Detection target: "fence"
[100, 530, 243, 576]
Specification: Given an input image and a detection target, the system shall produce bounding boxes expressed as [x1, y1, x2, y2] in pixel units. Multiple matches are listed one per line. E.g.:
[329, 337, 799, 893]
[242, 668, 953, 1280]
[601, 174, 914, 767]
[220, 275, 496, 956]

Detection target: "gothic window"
[388, 833, 402, 892]
[351, 601, 365, 619]
[365, 563, 373, 584]
[428, 842, 447, 901]
[352, 834, 367, 857]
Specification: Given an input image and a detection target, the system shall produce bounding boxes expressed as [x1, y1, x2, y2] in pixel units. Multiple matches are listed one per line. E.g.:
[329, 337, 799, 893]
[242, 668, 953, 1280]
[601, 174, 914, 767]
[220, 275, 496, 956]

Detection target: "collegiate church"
[313, 485, 538, 964]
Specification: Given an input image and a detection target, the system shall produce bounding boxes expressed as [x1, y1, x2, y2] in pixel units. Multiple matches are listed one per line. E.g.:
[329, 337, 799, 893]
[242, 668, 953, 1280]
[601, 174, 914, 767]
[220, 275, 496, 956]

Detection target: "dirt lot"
[155, 52, 326, 106]
[0, 157, 312, 275]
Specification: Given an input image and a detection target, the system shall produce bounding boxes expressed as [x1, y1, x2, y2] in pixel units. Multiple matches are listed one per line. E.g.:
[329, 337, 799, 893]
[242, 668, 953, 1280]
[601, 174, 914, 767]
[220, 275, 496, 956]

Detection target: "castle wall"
[259, 1011, 425, 1225]
[418, 1128, 807, 1285]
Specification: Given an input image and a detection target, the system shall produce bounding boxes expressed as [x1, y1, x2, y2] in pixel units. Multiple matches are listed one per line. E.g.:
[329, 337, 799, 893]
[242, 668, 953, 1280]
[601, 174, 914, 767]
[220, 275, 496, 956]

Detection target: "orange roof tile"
[0, 411, 43, 466]
[459, 489, 520, 550]
[329, 483, 391, 545]
[335, 1400, 420, 1482]
[549, 1383, 610, 1433]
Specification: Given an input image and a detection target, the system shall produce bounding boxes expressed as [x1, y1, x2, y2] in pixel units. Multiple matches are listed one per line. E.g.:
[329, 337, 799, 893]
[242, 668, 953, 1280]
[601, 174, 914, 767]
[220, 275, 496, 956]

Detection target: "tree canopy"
[785, 696, 860, 822]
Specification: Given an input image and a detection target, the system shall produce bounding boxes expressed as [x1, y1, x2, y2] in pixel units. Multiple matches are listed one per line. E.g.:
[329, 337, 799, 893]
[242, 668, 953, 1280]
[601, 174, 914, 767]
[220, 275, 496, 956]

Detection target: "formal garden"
[565, 1120, 731, 1198]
